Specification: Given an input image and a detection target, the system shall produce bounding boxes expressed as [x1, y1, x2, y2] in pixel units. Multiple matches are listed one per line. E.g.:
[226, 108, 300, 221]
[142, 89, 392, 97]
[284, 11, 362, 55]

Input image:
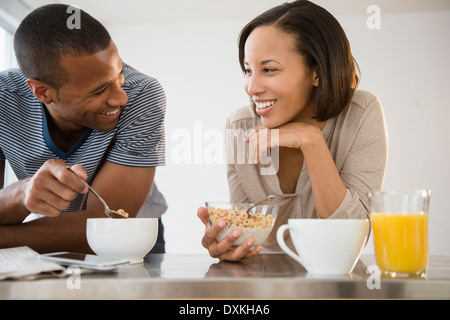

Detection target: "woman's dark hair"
[14, 4, 111, 90]
[238, 0, 359, 121]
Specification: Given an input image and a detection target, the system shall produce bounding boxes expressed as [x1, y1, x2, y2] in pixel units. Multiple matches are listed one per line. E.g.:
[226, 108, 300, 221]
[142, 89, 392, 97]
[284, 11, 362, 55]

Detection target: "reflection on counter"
[205, 254, 369, 279]
[137, 253, 370, 280]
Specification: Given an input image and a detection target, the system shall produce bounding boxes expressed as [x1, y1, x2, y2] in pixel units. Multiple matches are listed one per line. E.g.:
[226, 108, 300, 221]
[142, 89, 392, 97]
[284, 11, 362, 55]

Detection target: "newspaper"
[0, 246, 66, 280]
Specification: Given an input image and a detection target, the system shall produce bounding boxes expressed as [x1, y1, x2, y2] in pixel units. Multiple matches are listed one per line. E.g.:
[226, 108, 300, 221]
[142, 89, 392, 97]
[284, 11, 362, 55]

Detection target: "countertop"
[1, 254, 450, 299]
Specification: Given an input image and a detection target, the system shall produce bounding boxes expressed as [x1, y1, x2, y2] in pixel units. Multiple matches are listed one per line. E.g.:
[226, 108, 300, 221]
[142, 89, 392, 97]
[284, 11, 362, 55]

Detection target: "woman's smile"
[254, 99, 276, 116]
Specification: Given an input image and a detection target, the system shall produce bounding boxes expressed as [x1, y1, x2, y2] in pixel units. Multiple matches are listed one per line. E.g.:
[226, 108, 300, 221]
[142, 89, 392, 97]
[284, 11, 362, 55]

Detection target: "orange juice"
[371, 213, 428, 276]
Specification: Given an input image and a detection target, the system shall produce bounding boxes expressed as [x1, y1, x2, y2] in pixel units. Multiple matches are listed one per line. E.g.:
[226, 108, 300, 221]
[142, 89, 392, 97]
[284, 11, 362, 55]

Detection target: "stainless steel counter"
[1, 254, 450, 299]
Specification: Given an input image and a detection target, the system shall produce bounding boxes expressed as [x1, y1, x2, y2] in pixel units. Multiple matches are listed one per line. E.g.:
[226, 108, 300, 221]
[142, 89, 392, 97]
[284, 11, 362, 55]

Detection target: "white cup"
[86, 218, 158, 264]
[276, 219, 369, 275]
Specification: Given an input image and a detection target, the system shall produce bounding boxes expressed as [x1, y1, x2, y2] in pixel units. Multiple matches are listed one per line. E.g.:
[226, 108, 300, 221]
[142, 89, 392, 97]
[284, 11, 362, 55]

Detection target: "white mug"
[276, 219, 369, 275]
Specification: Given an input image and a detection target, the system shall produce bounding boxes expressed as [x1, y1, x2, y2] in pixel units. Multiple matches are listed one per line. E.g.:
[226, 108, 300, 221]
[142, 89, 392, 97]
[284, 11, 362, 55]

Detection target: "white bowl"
[86, 218, 158, 264]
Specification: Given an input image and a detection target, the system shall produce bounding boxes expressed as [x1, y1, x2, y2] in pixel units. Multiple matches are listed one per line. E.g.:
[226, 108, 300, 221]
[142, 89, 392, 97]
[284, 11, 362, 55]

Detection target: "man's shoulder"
[121, 64, 165, 103]
[0, 69, 37, 111]
[117, 65, 166, 126]
[0, 68, 30, 93]
[122, 64, 160, 89]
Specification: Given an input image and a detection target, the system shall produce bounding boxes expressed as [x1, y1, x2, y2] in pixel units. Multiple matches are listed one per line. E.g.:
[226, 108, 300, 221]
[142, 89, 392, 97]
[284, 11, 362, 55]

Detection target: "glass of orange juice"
[368, 190, 431, 278]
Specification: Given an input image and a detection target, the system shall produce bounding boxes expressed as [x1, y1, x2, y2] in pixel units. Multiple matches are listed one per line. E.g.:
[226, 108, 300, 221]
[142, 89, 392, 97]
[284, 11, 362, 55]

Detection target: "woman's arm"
[247, 122, 346, 218]
[246, 98, 388, 219]
[300, 125, 348, 218]
[333, 100, 388, 219]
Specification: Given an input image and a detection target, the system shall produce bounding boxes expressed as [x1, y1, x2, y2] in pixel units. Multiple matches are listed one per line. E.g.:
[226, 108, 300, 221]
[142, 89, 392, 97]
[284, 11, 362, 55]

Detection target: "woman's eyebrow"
[261, 59, 283, 66]
[244, 59, 283, 66]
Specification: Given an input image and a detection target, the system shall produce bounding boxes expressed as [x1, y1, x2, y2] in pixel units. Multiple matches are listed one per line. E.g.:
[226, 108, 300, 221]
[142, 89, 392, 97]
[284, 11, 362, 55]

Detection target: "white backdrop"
[2, 0, 450, 255]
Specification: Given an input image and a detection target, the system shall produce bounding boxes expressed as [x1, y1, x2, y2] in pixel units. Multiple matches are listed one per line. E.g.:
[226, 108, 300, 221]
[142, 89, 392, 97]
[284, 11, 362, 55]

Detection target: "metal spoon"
[66, 166, 127, 219]
[246, 193, 303, 214]
[246, 195, 276, 214]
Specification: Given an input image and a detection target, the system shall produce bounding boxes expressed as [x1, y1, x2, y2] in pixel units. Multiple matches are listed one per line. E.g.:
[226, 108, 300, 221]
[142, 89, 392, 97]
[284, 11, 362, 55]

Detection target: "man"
[0, 4, 167, 253]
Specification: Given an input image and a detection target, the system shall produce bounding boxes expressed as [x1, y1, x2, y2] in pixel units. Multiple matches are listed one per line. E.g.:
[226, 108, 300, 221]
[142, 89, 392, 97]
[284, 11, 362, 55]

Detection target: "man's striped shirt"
[0, 64, 166, 214]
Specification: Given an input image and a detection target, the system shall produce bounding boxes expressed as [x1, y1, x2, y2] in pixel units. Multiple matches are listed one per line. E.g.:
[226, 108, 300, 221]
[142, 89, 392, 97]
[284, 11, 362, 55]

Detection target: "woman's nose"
[246, 74, 265, 96]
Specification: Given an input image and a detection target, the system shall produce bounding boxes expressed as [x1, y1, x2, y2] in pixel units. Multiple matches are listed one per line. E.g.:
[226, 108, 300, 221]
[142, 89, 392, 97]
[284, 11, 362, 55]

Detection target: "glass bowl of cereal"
[206, 201, 278, 249]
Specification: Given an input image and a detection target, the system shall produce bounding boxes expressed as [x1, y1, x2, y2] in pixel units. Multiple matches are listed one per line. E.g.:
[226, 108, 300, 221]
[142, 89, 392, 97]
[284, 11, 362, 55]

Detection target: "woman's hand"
[246, 122, 347, 218]
[246, 122, 323, 164]
[197, 207, 262, 261]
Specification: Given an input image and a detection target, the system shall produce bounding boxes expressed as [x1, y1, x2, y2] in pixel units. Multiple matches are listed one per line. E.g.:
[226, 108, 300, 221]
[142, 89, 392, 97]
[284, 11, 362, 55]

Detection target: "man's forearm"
[0, 178, 31, 225]
[0, 209, 101, 253]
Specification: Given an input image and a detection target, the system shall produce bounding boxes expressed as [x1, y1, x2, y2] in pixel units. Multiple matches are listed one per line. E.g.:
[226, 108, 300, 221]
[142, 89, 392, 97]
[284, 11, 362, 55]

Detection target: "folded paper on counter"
[0, 246, 66, 281]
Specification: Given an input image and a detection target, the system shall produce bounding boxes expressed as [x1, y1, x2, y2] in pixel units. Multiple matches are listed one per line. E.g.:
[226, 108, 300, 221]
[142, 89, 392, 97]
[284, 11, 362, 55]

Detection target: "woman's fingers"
[246, 127, 275, 164]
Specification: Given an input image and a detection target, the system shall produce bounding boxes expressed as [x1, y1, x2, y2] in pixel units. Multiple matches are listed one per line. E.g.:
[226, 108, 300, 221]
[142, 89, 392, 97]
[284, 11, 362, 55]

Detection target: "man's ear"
[26, 78, 55, 104]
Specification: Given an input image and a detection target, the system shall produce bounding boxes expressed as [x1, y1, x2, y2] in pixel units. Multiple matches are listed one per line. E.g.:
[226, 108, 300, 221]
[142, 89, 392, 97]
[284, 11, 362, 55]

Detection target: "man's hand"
[23, 159, 88, 217]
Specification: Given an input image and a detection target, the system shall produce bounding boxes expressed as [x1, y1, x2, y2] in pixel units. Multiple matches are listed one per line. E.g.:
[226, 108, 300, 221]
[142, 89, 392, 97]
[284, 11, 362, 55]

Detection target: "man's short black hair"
[14, 4, 112, 90]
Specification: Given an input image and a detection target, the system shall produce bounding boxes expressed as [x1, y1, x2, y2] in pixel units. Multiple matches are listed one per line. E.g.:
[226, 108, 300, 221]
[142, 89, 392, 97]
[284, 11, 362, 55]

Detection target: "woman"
[198, 0, 388, 261]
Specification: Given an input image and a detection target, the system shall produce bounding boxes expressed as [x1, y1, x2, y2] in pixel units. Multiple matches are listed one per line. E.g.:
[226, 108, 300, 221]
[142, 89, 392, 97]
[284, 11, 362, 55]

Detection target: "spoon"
[66, 166, 128, 219]
[246, 193, 303, 214]
[246, 195, 276, 214]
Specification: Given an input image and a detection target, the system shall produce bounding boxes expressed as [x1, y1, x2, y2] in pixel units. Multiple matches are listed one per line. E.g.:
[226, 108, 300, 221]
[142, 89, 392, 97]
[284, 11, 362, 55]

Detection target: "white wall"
[2, 0, 450, 255]
[107, 19, 250, 253]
